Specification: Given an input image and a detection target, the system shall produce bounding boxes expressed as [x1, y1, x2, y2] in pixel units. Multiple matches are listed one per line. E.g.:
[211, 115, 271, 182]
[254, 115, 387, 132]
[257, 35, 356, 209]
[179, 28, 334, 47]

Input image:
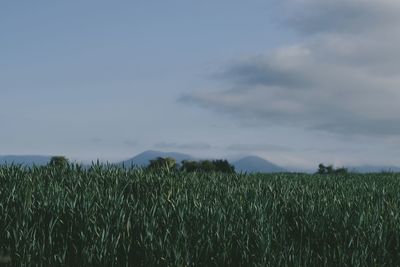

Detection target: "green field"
[1, 164, 400, 266]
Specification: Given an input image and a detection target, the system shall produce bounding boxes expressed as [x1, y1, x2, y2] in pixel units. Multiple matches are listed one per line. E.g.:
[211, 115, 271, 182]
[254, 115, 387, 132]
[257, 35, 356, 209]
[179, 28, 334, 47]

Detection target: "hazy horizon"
[2, 1, 400, 169]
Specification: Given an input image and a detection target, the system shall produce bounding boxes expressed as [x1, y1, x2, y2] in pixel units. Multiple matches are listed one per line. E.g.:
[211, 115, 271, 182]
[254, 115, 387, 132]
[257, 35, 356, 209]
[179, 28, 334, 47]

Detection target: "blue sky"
[2, 1, 400, 169]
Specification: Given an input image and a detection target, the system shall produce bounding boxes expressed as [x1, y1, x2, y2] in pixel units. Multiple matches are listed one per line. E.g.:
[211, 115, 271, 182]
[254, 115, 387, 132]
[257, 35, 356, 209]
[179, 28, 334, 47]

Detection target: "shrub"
[181, 159, 235, 173]
[318, 163, 348, 175]
[49, 156, 69, 168]
[148, 157, 177, 171]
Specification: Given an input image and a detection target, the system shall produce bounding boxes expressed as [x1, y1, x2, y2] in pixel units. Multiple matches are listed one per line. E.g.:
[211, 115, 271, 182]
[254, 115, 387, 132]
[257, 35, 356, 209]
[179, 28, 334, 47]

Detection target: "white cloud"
[183, 0, 400, 136]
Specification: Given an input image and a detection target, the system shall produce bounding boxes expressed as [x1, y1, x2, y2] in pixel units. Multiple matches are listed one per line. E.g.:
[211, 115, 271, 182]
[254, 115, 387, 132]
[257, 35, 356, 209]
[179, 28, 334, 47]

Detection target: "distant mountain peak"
[233, 155, 286, 173]
[120, 150, 193, 166]
[347, 165, 400, 173]
[0, 151, 286, 173]
[119, 151, 286, 173]
[0, 155, 52, 166]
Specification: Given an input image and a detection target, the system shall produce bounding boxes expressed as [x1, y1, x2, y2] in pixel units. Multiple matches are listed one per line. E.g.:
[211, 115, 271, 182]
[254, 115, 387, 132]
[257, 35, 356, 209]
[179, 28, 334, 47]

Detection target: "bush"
[181, 159, 235, 173]
[49, 156, 69, 168]
[318, 163, 348, 175]
[148, 157, 177, 171]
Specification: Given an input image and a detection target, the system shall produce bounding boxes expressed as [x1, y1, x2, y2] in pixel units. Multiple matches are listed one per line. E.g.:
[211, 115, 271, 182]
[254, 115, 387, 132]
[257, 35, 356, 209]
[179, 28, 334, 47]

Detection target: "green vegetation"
[49, 156, 69, 169]
[1, 164, 400, 266]
[148, 157, 177, 172]
[181, 159, 235, 173]
[317, 163, 348, 175]
[147, 157, 235, 173]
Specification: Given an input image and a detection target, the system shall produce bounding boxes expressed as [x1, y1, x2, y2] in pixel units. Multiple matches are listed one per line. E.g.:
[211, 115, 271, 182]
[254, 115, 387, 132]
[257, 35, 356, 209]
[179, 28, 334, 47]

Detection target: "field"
[1, 164, 400, 266]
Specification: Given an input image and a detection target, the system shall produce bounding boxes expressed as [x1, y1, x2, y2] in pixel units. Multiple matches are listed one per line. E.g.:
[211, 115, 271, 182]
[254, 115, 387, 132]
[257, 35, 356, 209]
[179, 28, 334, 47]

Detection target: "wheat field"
[0, 164, 399, 266]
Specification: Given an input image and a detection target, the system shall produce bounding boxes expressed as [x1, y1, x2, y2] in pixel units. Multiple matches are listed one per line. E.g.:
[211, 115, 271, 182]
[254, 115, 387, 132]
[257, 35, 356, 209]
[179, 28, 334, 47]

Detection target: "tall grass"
[1, 164, 400, 266]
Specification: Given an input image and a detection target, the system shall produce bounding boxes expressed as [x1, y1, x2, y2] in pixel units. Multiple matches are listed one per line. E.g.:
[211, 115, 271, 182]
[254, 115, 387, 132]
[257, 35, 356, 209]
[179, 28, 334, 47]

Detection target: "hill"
[348, 165, 400, 173]
[119, 150, 193, 167]
[0, 155, 51, 166]
[233, 155, 286, 173]
[0, 152, 287, 173]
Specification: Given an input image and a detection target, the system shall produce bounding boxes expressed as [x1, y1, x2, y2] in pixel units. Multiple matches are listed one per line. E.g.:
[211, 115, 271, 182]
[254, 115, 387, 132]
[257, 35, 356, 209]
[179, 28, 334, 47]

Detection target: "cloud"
[90, 138, 104, 143]
[226, 143, 291, 152]
[90, 138, 138, 147]
[182, 0, 400, 136]
[154, 142, 211, 150]
[215, 54, 313, 89]
[123, 140, 138, 147]
[283, 0, 400, 35]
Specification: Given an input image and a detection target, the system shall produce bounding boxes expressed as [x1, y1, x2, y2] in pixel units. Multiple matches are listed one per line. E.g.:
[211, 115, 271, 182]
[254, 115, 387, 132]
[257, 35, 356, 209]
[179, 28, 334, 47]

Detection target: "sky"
[2, 0, 400, 169]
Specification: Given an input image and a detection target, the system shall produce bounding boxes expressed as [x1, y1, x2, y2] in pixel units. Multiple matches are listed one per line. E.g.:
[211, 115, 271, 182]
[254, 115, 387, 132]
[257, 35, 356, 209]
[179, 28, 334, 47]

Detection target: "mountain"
[120, 151, 286, 173]
[0, 155, 52, 166]
[120, 150, 194, 167]
[233, 155, 286, 173]
[347, 165, 400, 173]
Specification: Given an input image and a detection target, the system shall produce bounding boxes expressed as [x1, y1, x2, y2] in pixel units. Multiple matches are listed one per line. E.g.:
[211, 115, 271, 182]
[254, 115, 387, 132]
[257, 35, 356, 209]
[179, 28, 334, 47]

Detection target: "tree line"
[46, 156, 235, 173]
[47, 156, 349, 175]
[317, 163, 348, 175]
[148, 157, 235, 173]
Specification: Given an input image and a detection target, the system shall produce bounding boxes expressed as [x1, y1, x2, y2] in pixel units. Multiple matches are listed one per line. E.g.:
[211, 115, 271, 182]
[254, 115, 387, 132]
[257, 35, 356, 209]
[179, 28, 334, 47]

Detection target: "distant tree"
[317, 163, 348, 175]
[49, 156, 69, 168]
[334, 167, 348, 175]
[181, 160, 200, 172]
[181, 159, 235, 173]
[148, 157, 177, 171]
[326, 165, 334, 174]
[213, 159, 235, 173]
[200, 160, 216, 172]
[318, 163, 327, 174]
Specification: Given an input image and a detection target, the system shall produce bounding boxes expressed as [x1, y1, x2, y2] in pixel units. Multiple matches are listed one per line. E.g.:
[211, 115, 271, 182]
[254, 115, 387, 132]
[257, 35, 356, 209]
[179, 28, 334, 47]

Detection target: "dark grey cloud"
[216, 57, 313, 89]
[182, 0, 400, 136]
[155, 142, 211, 150]
[283, 0, 400, 35]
